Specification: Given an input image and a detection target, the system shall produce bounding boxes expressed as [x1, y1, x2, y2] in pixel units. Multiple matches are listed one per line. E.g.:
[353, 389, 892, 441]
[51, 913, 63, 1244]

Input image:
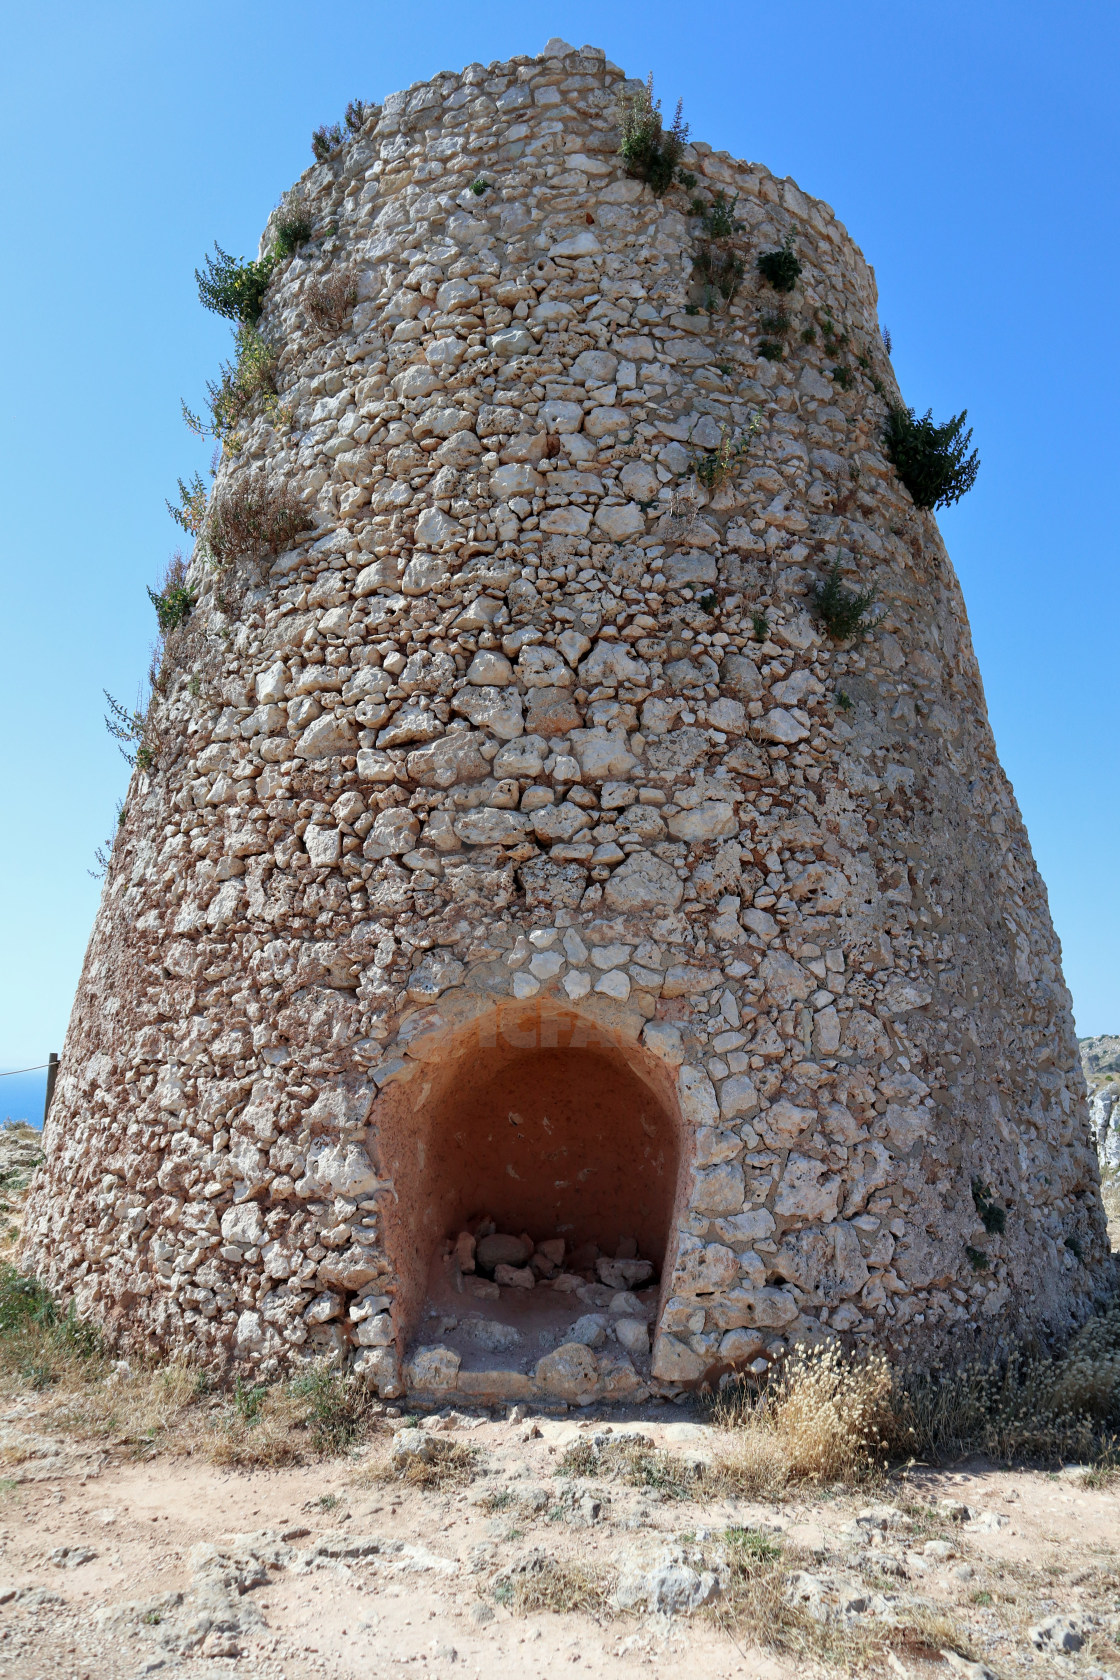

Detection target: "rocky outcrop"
[21, 39, 1111, 1394]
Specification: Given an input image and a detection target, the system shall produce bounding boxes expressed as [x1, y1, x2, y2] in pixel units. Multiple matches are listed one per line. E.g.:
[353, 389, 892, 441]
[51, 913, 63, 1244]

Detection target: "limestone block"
[300, 1139, 380, 1198]
[765, 1099, 815, 1144]
[571, 1313, 607, 1347]
[517, 645, 573, 688]
[672, 1243, 739, 1297]
[221, 1204, 265, 1247]
[353, 1348, 402, 1400]
[774, 1155, 842, 1222]
[708, 1286, 798, 1330]
[603, 850, 682, 913]
[719, 1075, 759, 1119]
[594, 502, 646, 541]
[540, 399, 583, 432]
[678, 1065, 719, 1127]
[376, 704, 442, 748]
[719, 1328, 766, 1364]
[650, 1332, 706, 1383]
[694, 1126, 742, 1167]
[666, 803, 736, 842]
[364, 810, 420, 858]
[295, 715, 356, 758]
[401, 554, 449, 595]
[354, 1312, 394, 1346]
[452, 685, 524, 740]
[719, 654, 762, 701]
[491, 462, 543, 498]
[406, 1346, 461, 1389]
[614, 1317, 649, 1357]
[598, 1349, 648, 1401]
[642, 1020, 684, 1065]
[534, 1342, 600, 1401]
[759, 707, 809, 744]
[579, 642, 650, 688]
[692, 1161, 745, 1215]
[525, 687, 583, 735]
[759, 951, 815, 1008]
[453, 808, 531, 846]
[489, 327, 535, 358]
[713, 1209, 776, 1246]
[406, 733, 490, 788]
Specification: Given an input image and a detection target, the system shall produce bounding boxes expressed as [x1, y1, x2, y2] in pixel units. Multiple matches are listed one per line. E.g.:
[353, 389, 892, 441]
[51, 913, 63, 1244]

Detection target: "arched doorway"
[371, 1001, 687, 1394]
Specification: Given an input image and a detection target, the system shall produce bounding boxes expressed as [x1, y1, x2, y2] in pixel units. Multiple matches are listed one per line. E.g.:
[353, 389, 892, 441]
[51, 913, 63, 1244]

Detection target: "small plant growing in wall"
[470, 178, 492, 196]
[757, 233, 802, 292]
[831, 364, 854, 391]
[195, 243, 276, 328]
[691, 415, 762, 490]
[752, 610, 770, 642]
[311, 102, 368, 163]
[617, 74, 690, 196]
[812, 555, 878, 642]
[207, 475, 312, 566]
[691, 191, 746, 308]
[182, 325, 279, 446]
[312, 121, 344, 161]
[166, 471, 208, 536]
[759, 308, 791, 338]
[971, 1177, 1007, 1236]
[103, 691, 150, 769]
[884, 404, 980, 510]
[273, 193, 314, 257]
[147, 554, 195, 633]
[303, 269, 359, 335]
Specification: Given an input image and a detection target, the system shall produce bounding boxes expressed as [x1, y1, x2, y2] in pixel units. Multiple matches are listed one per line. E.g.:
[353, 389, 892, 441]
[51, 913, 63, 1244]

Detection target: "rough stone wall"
[22, 39, 1111, 1398]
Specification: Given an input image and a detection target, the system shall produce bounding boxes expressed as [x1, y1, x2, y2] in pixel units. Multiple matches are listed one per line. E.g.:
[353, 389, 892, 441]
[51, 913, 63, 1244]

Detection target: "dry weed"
[361, 1435, 478, 1491]
[900, 1302, 1120, 1467]
[712, 1344, 898, 1495]
[557, 1433, 703, 1499]
[207, 474, 312, 566]
[709, 1526, 976, 1672]
[491, 1551, 613, 1618]
[712, 1309, 1120, 1489]
[0, 1266, 379, 1467]
[304, 270, 358, 335]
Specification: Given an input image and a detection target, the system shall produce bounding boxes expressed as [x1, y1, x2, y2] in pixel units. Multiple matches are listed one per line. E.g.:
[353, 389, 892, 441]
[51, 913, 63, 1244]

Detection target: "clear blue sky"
[2, 0, 1118, 1123]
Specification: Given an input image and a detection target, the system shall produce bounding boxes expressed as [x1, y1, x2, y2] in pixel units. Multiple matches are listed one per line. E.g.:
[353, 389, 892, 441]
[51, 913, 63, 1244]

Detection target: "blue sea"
[1, 1068, 48, 1129]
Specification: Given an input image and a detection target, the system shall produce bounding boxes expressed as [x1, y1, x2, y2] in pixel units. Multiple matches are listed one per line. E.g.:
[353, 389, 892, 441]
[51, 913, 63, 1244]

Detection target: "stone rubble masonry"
[21, 39, 1112, 1401]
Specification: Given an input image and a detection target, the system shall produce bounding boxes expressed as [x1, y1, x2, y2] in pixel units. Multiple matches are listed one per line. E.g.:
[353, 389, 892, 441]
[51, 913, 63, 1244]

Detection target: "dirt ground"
[1, 1395, 1118, 1680]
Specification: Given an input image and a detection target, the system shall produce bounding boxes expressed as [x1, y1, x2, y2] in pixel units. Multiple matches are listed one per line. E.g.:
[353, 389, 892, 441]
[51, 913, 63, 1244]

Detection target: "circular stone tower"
[23, 40, 1111, 1403]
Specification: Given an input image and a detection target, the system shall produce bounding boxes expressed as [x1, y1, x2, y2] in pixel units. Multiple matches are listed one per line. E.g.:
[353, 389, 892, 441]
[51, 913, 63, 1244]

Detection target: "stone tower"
[23, 40, 1110, 1405]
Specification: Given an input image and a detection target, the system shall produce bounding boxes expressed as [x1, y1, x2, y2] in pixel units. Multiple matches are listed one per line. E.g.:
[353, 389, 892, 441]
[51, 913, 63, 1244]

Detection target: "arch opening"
[372, 1004, 687, 1399]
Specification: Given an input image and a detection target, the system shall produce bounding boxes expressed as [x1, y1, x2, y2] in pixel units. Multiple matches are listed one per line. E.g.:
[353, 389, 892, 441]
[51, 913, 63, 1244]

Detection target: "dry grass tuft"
[492, 1551, 614, 1618]
[712, 1344, 898, 1496]
[709, 1525, 976, 1671]
[557, 1433, 703, 1500]
[0, 1266, 381, 1468]
[304, 270, 358, 335]
[900, 1302, 1120, 1468]
[361, 1435, 478, 1491]
[712, 1309, 1120, 1491]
